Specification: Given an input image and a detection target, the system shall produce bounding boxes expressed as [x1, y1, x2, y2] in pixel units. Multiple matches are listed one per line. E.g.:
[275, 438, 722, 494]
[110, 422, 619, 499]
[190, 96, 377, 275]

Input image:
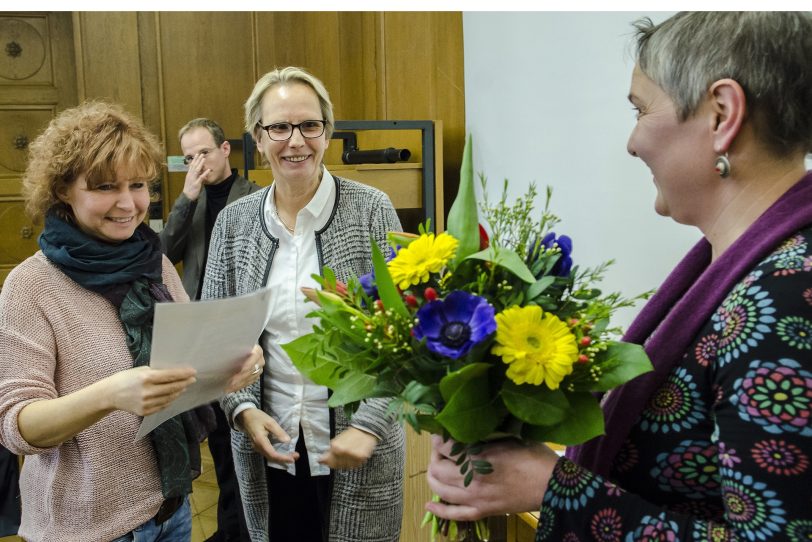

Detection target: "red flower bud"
[569, 318, 580, 327]
[580, 336, 592, 346]
[404, 294, 418, 308]
[424, 287, 438, 302]
[375, 299, 385, 312]
[334, 280, 348, 296]
[478, 224, 490, 250]
[578, 354, 590, 363]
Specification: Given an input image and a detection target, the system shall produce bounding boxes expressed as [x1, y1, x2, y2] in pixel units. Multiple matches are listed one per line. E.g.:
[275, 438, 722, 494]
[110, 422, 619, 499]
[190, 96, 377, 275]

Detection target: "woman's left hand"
[225, 345, 265, 393]
[426, 435, 559, 522]
[318, 426, 379, 469]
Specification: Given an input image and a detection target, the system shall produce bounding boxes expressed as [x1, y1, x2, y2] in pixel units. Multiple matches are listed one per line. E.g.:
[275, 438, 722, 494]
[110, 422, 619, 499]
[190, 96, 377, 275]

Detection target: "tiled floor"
[0, 442, 221, 542]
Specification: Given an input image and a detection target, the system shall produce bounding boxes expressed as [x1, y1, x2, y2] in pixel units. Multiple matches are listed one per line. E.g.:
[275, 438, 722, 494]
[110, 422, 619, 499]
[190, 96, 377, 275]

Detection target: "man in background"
[161, 118, 260, 541]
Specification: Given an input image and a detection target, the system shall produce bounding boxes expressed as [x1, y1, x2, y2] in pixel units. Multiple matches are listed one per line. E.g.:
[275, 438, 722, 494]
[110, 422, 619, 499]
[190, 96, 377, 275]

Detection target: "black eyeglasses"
[257, 120, 328, 141]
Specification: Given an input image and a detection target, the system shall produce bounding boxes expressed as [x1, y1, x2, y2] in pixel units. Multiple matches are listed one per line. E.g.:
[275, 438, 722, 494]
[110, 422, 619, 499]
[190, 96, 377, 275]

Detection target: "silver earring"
[714, 153, 731, 178]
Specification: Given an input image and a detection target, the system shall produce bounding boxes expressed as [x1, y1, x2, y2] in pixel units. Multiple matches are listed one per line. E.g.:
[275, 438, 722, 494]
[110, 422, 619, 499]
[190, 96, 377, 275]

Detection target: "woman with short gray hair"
[427, 11, 812, 541]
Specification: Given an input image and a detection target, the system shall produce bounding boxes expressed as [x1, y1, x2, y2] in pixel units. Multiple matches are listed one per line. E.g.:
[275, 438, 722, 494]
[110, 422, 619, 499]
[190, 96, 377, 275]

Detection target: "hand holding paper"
[135, 286, 273, 440]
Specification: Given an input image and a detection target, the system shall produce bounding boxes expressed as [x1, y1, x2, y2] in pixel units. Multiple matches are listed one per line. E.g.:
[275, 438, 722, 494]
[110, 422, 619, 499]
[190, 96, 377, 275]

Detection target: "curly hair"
[22, 101, 164, 222]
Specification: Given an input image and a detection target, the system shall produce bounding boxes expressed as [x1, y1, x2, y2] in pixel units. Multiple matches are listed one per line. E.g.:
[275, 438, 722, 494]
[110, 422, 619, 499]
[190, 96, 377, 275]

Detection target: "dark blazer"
[160, 171, 261, 299]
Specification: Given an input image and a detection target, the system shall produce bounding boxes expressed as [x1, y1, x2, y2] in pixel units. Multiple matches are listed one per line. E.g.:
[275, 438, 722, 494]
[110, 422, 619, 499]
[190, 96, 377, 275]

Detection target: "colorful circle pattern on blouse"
[639, 367, 706, 433]
[764, 234, 807, 263]
[623, 515, 680, 542]
[694, 333, 719, 367]
[786, 519, 812, 542]
[775, 315, 812, 350]
[691, 520, 733, 542]
[731, 358, 812, 436]
[534, 506, 556, 541]
[611, 440, 639, 473]
[590, 508, 623, 542]
[721, 470, 786, 540]
[803, 287, 812, 306]
[712, 278, 776, 367]
[544, 459, 601, 511]
[651, 440, 720, 498]
[691, 521, 735, 542]
[751, 438, 809, 476]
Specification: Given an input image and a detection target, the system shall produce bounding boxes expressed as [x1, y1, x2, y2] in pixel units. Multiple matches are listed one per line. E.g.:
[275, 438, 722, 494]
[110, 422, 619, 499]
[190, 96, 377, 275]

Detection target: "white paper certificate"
[135, 286, 273, 440]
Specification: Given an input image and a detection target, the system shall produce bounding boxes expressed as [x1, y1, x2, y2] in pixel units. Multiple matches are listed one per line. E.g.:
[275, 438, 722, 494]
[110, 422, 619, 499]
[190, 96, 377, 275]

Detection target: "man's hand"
[182, 152, 213, 200]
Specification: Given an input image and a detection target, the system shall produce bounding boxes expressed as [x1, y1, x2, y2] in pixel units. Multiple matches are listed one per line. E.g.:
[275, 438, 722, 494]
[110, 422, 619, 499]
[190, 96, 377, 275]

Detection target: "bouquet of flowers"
[283, 136, 653, 541]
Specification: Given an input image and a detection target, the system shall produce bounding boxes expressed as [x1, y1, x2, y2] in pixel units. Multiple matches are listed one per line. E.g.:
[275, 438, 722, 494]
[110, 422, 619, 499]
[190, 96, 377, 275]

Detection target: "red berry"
[580, 336, 592, 346]
[424, 287, 438, 302]
[578, 354, 589, 363]
[404, 294, 418, 307]
[375, 299, 385, 311]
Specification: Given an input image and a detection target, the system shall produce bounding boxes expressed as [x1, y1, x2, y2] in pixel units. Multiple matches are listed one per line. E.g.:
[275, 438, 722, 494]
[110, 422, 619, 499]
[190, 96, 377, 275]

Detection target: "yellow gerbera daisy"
[388, 232, 459, 290]
[492, 305, 578, 389]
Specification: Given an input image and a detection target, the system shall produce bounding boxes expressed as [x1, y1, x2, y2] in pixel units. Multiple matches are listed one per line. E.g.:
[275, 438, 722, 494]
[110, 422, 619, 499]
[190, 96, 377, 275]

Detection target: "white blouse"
[235, 168, 336, 476]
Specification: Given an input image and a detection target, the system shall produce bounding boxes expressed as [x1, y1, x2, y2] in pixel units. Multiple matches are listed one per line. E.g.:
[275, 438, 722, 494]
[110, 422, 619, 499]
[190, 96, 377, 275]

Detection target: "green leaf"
[387, 231, 419, 248]
[436, 363, 502, 442]
[371, 237, 409, 320]
[447, 134, 479, 266]
[591, 341, 654, 392]
[283, 335, 345, 388]
[501, 381, 569, 426]
[326, 372, 379, 407]
[526, 276, 556, 300]
[438, 362, 490, 401]
[465, 247, 535, 283]
[524, 392, 604, 446]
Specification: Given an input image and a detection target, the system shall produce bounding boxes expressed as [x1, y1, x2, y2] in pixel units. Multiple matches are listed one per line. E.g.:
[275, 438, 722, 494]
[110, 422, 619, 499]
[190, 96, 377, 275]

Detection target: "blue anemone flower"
[413, 290, 496, 359]
[359, 271, 378, 298]
[358, 247, 397, 299]
[540, 232, 573, 277]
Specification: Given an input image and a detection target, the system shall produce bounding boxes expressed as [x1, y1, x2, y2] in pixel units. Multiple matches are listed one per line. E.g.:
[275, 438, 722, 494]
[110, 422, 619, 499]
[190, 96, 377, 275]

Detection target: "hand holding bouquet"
[284, 136, 653, 541]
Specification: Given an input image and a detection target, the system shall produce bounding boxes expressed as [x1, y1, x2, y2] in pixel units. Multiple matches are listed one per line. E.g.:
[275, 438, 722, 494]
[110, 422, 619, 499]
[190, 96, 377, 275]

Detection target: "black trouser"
[0, 444, 20, 537]
[205, 402, 249, 542]
[266, 429, 330, 542]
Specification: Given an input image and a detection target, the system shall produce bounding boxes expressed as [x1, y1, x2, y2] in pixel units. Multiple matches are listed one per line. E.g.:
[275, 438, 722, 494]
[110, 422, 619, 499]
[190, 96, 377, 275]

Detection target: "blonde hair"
[244, 66, 335, 141]
[22, 101, 164, 222]
[178, 117, 226, 146]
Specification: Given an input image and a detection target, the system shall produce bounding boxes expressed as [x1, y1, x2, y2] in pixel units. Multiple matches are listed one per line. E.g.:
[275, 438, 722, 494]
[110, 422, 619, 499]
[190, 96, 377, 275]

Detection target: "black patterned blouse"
[537, 227, 812, 542]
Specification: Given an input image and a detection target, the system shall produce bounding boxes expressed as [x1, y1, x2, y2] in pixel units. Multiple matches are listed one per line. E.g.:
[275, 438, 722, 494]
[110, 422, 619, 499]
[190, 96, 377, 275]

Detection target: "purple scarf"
[567, 171, 812, 476]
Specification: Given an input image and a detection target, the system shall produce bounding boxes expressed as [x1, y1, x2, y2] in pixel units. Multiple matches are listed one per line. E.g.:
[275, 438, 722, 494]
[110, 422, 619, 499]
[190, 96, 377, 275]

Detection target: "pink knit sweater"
[0, 251, 189, 542]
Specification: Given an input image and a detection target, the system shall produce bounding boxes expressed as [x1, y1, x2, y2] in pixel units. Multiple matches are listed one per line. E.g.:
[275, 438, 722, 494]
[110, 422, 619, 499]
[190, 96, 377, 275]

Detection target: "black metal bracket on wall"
[233, 120, 436, 230]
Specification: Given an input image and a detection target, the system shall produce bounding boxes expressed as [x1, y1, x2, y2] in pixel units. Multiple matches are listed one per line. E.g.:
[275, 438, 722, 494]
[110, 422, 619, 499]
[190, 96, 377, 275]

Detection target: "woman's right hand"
[237, 408, 300, 465]
[105, 366, 197, 416]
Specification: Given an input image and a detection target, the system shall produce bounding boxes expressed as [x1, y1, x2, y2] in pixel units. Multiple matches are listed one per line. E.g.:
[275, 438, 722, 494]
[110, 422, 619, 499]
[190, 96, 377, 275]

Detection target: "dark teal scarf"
[39, 212, 208, 498]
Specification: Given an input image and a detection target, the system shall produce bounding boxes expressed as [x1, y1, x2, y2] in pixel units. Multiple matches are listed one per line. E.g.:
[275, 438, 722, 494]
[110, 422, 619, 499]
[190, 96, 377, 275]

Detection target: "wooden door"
[0, 12, 77, 289]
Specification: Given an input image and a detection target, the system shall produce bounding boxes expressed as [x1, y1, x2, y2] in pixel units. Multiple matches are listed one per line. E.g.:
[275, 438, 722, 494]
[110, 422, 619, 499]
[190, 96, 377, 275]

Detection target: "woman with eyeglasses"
[0, 101, 265, 541]
[203, 67, 405, 542]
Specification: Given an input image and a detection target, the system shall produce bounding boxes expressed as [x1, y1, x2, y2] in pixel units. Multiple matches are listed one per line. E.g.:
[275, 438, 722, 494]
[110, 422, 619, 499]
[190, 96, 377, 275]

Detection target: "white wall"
[462, 12, 697, 328]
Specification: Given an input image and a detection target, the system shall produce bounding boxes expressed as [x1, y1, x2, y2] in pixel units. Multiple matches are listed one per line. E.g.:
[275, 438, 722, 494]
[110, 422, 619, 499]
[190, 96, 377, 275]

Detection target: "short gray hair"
[244, 66, 335, 141]
[178, 118, 226, 147]
[633, 12, 812, 156]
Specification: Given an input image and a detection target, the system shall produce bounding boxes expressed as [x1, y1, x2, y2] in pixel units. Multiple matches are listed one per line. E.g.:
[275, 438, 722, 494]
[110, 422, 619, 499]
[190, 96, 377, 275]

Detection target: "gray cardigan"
[202, 176, 405, 542]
